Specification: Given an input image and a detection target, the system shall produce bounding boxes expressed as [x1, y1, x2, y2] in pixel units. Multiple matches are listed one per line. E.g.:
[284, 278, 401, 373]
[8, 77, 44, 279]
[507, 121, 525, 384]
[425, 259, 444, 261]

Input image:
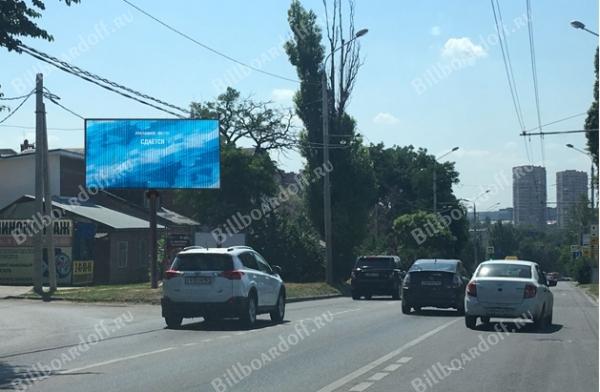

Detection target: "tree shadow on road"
[0, 361, 21, 390]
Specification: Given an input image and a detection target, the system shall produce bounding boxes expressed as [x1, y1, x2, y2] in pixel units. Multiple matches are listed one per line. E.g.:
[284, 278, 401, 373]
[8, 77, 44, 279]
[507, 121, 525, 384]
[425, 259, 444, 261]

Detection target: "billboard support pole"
[42, 91, 56, 293]
[147, 190, 159, 289]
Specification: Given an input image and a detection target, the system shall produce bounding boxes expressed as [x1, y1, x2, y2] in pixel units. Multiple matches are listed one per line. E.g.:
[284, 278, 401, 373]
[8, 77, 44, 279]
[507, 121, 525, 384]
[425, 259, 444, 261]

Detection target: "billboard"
[85, 119, 220, 189]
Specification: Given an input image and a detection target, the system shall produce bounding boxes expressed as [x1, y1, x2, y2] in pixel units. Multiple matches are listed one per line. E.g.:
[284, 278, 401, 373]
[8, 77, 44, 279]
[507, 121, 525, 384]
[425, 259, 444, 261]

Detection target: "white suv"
[161, 246, 286, 328]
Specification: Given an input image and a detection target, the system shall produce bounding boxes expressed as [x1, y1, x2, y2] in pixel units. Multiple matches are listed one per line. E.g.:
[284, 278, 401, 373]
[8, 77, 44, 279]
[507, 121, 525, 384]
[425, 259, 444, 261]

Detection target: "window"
[172, 254, 234, 271]
[239, 252, 259, 270]
[254, 253, 273, 274]
[356, 257, 395, 269]
[118, 241, 128, 268]
[477, 263, 532, 279]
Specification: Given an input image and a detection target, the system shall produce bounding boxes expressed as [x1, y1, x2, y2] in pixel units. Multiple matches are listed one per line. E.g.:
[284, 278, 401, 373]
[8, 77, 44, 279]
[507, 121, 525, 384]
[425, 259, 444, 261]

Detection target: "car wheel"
[364, 293, 372, 300]
[534, 306, 547, 330]
[351, 291, 360, 300]
[270, 290, 286, 323]
[480, 316, 490, 324]
[465, 316, 477, 329]
[165, 315, 183, 329]
[241, 292, 258, 328]
[402, 302, 411, 314]
[392, 284, 401, 300]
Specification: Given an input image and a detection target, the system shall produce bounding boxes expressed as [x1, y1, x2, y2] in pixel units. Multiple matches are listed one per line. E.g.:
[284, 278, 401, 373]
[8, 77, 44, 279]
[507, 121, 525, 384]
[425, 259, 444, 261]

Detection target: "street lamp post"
[570, 20, 599, 37]
[566, 143, 596, 208]
[322, 28, 368, 285]
[433, 147, 459, 214]
[461, 189, 491, 265]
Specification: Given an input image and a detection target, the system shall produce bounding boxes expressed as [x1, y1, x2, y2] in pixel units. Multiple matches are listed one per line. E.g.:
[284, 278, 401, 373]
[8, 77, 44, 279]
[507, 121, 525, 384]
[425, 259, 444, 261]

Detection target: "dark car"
[401, 259, 469, 314]
[350, 256, 404, 300]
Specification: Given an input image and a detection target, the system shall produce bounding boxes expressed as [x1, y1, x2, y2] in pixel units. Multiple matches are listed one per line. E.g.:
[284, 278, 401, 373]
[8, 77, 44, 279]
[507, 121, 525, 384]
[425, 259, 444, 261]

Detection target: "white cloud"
[441, 37, 487, 63]
[271, 88, 295, 103]
[373, 112, 400, 125]
[430, 26, 441, 36]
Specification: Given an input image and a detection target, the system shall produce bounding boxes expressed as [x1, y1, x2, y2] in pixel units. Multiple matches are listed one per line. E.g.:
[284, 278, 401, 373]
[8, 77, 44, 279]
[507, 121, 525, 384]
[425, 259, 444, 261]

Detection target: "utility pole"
[473, 202, 478, 264]
[322, 69, 333, 285]
[42, 101, 56, 292]
[33, 74, 43, 294]
[432, 165, 437, 214]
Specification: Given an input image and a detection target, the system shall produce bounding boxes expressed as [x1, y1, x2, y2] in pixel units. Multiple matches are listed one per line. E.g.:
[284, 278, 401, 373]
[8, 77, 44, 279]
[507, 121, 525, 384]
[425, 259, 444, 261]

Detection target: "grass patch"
[18, 282, 345, 304]
[578, 283, 599, 299]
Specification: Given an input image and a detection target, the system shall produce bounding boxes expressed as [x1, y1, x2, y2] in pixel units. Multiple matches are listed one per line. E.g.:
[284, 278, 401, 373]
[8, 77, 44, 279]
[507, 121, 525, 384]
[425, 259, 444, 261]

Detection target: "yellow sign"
[72, 260, 94, 285]
[505, 256, 518, 260]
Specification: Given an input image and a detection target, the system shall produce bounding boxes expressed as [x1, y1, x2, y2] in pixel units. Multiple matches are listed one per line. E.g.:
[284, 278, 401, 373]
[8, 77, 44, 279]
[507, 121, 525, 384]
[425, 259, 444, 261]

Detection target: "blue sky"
[1, 0, 598, 209]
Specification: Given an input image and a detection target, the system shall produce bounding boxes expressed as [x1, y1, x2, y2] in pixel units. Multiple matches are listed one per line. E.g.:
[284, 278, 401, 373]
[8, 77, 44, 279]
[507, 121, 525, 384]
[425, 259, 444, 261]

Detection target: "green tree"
[0, 0, 80, 52]
[392, 211, 457, 268]
[285, 0, 375, 281]
[585, 48, 599, 165]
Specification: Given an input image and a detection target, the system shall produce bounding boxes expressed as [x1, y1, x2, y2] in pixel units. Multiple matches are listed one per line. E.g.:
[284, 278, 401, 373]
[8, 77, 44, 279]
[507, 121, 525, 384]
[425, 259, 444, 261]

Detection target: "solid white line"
[60, 347, 175, 374]
[316, 319, 458, 392]
[367, 372, 388, 381]
[349, 382, 373, 391]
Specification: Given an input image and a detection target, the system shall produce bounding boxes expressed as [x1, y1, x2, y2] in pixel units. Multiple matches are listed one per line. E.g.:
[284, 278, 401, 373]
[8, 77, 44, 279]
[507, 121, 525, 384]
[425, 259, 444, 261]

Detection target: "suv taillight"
[164, 270, 183, 280]
[466, 282, 477, 297]
[523, 284, 537, 298]
[220, 270, 245, 280]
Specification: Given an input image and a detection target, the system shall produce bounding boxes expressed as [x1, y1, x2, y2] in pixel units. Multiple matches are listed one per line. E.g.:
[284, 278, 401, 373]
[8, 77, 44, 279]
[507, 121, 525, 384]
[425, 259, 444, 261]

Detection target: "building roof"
[18, 195, 163, 229]
[0, 149, 83, 161]
[157, 207, 199, 226]
[0, 149, 16, 157]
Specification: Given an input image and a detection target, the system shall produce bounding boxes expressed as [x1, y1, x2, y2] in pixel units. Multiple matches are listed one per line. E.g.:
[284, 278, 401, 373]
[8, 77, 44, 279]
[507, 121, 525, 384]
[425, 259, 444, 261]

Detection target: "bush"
[571, 257, 593, 284]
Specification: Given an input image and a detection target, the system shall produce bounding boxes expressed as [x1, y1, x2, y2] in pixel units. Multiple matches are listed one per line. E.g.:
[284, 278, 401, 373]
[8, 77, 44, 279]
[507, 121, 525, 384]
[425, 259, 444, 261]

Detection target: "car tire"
[402, 302, 411, 314]
[351, 291, 361, 300]
[480, 316, 490, 324]
[270, 290, 286, 323]
[456, 303, 465, 316]
[240, 292, 258, 328]
[392, 284, 401, 300]
[364, 293, 372, 300]
[465, 315, 477, 329]
[165, 315, 183, 329]
[534, 306, 547, 330]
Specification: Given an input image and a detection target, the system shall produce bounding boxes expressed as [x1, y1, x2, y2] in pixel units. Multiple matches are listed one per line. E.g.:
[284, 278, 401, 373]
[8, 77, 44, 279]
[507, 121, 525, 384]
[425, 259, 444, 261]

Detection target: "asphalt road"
[0, 282, 597, 392]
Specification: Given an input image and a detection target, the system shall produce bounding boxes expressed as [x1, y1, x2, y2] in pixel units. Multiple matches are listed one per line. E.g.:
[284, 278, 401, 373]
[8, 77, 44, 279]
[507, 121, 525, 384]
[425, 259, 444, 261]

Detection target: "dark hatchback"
[401, 259, 470, 314]
[351, 256, 404, 300]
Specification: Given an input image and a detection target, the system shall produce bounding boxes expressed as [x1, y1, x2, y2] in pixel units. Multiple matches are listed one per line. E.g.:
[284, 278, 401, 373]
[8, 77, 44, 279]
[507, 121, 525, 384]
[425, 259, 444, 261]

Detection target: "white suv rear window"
[171, 254, 233, 271]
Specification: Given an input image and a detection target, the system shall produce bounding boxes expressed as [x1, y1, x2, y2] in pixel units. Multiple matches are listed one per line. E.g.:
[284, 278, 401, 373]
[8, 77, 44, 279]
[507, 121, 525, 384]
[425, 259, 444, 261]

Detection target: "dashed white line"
[397, 356, 412, 364]
[201, 339, 212, 343]
[183, 342, 198, 347]
[383, 364, 402, 372]
[367, 372, 388, 381]
[316, 319, 458, 392]
[349, 382, 373, 391]
[60, 347, 175, 374]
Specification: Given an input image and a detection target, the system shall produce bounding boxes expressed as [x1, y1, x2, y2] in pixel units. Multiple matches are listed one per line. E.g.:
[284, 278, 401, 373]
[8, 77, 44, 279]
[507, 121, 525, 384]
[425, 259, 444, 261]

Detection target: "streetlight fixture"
[566, 143, 596, 208]
[570, 20, 599, 37]
[433, 146, 459, 214]
[322, 28, 369, 285]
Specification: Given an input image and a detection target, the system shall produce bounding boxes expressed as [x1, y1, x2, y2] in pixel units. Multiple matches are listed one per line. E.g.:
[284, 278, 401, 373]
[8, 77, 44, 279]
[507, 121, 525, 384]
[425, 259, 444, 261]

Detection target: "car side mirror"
[548, 280, 557, 287]
[272, 265, 282, 275]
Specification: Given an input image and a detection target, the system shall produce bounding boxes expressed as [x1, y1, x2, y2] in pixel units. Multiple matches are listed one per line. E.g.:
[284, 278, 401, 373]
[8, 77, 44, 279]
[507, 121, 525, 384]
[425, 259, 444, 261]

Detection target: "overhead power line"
[18, 44, 189, 118]
[525, 0, 545, 165]
[43, 89, 85, 120]
[0, 91, 34, 125]
[0, 91, 34, 101]
[0, 124, 82, 131]
[120, 0, 300, 84]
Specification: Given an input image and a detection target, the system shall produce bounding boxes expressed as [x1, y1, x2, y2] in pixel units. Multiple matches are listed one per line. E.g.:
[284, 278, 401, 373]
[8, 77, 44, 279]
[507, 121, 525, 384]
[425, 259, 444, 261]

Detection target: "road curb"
[287, 294, 344, 303]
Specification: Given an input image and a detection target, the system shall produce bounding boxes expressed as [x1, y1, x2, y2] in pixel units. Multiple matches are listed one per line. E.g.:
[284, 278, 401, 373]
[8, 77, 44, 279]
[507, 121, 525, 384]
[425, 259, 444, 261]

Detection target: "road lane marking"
[201, 339, 212, 343]
[330, 308, 361, 316]
[183, 343, 198, 347]
[349, 382, 373, 391]
[383, 364, 401, 372]
[316, 319, 459, 392]
[368, 372, 388, 381]
[60, 347, 175, 374]
[217, 335, 232, 340]
[397, 356, 412, 364]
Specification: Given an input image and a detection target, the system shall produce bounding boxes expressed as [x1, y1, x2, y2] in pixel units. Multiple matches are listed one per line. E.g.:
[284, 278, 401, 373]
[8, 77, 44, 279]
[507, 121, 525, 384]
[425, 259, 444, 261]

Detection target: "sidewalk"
[0, 285, 33, 299]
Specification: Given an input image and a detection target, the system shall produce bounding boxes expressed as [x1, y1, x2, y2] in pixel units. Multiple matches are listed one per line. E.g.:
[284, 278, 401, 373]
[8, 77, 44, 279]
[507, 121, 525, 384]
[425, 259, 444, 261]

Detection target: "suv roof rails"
[182, 245, 208, 251]
[226, 245, 253, 251]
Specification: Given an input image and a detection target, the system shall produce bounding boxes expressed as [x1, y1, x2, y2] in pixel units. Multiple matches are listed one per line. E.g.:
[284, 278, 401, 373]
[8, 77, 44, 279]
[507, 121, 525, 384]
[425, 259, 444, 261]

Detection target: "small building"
[0, 195, 164, 285]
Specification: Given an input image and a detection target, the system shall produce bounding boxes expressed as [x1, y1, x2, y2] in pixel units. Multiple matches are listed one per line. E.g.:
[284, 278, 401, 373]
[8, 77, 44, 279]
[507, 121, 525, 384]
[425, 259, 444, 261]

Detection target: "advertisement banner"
[72, 260, 94, 285]
[0, 219, 73, 247]
[85, 119, 220, 189]
[0, 247, 72, 285]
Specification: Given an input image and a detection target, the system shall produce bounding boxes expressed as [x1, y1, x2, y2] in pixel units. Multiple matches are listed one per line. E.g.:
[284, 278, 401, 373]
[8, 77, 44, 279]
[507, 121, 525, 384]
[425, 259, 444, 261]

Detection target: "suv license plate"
[185, 276, 212, 285]
[365, 273, 379, 277]
[421, 281, 441, 286]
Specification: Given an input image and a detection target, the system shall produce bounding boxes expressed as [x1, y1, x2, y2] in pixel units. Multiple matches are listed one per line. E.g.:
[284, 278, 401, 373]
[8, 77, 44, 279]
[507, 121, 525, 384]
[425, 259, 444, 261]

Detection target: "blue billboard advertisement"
[85, 119, 220, 189]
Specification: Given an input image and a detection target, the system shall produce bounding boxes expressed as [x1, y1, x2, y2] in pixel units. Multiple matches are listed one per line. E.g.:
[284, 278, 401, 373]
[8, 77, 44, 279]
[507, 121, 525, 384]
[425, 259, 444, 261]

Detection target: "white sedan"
[464, 260, 555, 329]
